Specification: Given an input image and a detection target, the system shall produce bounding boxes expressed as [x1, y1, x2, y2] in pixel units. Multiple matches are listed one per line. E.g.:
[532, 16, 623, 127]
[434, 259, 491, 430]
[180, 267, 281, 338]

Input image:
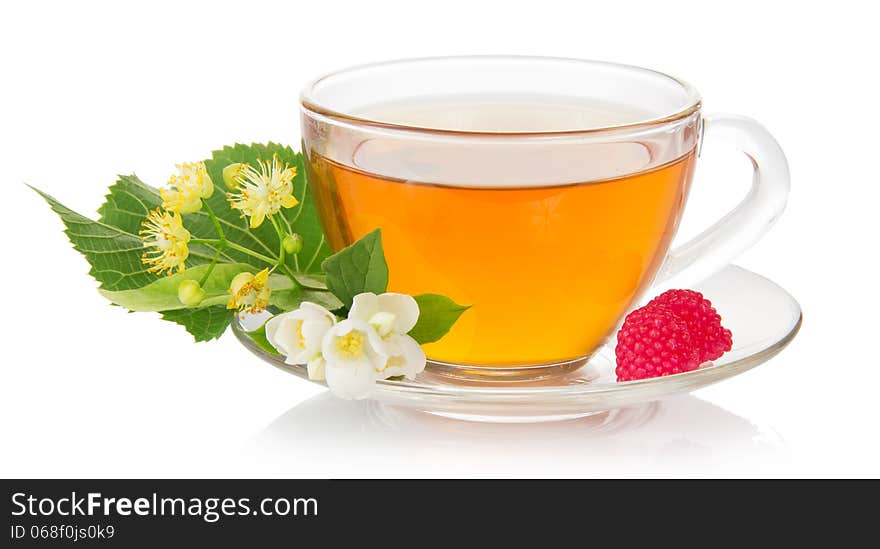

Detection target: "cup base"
[425, 356, 589, 383]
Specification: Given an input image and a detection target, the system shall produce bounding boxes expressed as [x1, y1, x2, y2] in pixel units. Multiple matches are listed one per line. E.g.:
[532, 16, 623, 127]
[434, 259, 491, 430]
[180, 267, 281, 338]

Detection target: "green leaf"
[35, 143, 334, 342]
[270, 288, 344, 312]
[202, 143, 331, 274]
[292, 273, 329, 290]
[96, 173, 222, 266]
[321, 229, 388, 309]
[409, 294, 471, 344]
[32, 186, 161, 291]
[160, 307, 232, 342]
[263, 273, 341, 312]
[98, 263, 253, 312]
[244, 322, 281, 356]
[97, 174, 163, 233]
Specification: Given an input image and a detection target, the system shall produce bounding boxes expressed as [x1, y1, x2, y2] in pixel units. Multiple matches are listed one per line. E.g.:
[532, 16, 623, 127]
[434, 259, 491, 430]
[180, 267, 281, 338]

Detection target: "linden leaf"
[98, 263, 254, 312]
[409, 294, 471, 344]
[270, 288, 344, 312]
[266, 273, 344, 312]
[97, 174, 162, 232]
[160, 307, 233, 342]
[32, 186, 160, 291]
[321, 229, 389, 310]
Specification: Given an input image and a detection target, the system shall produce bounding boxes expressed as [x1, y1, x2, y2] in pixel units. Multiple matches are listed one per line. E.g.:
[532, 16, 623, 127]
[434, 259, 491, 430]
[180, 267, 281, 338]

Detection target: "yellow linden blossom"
[226, 155, 299, 228]
[227, 268, 271, 313]
[140, 209, 191, 276]
[160, 161, 214, 214]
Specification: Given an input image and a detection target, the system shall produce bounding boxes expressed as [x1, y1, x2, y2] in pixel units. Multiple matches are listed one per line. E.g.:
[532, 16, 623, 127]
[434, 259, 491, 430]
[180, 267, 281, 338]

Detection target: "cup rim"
[300, 55, 702, 138]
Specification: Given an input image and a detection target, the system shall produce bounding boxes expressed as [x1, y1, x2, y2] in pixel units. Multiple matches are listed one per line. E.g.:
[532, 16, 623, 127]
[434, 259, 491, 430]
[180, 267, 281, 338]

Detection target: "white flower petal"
[387, 334, 427, 379]
[267, 303, 336, 364]
[264, 314, 285, 352]
[265, 313, 302, 357]
[321, 319, 389, 368]
[288, 348, 314, 365]
[301, 318, 332, 351]
[349, 292, 379, 324]
[377, 293, 419, 334]
[300, 302, 337, 321]
[324, 355, 377, 400]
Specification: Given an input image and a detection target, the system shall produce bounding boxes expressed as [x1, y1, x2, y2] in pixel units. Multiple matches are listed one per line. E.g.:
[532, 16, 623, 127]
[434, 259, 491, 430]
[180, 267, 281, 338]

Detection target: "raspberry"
[647, 289, 732, 363]
[615, 307, 701, 382]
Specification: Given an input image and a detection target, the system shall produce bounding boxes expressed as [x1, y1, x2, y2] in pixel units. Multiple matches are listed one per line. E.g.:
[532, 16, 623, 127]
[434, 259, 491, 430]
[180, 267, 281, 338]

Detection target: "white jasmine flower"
[321, 319, 391, 400]
[275, 292, 427, 399]
[348, 292, 426, 380]
[349, 292, 419, 337]
[265, 302, 336, 366]
[380, 333, 427, 380]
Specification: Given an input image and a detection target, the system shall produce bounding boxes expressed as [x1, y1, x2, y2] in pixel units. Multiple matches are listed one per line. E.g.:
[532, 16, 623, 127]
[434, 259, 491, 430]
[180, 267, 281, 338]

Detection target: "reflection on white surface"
[243, 393, 787, 477]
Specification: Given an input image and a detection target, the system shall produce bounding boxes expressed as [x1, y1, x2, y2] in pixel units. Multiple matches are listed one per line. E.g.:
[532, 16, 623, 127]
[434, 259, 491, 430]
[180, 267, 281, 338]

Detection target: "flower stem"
[202, 199, 225, 240]
[190, 238, 222, 246]
[269, 215, 302, 289]
[223, 241, 278, 265]
[197, 240, 226, 286]
[269, 215, 286, 273]
[191, 238, 275, 269]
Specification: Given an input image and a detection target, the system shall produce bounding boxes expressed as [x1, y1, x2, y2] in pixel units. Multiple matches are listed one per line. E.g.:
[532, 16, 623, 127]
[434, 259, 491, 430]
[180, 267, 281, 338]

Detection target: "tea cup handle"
[652, 114, 790, 293]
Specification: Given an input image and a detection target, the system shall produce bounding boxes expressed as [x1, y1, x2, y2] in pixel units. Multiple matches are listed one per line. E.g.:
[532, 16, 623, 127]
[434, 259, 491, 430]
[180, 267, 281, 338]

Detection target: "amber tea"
[306, 96, 696, 367]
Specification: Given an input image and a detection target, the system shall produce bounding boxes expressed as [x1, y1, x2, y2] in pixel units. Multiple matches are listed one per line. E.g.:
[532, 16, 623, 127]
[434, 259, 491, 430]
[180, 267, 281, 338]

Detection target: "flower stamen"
[226, 155, 299, 228]
[140, 209, 190, 276]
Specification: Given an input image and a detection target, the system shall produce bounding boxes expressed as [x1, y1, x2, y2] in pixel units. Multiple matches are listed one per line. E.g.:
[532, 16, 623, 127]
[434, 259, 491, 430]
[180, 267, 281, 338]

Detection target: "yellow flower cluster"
[139, 154, 299, 314]
[227, 268, 271, 313]
[161, 162, 214, 214]
[141, 161, 213, 277]
[225, 154, 299, 228]
[140, 162, 214, 276]
[140, 209, 191, 276]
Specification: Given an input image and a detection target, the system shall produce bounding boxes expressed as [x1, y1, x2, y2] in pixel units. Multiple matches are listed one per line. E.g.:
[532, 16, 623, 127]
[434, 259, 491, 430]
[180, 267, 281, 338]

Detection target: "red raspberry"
[647, 289, 732, 363]
[615, 306, 701, 382]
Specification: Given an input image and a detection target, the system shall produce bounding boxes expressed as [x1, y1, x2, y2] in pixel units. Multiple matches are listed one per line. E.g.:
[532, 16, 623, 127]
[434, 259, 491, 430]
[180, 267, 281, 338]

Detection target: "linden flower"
[321, 319, 391, 400]
[226, 155, 299, 229]
[266, 302, 337, 368]
[160, 161, 214, 214]
[227, 268, 271, 313]
[140, 209, 191, 276]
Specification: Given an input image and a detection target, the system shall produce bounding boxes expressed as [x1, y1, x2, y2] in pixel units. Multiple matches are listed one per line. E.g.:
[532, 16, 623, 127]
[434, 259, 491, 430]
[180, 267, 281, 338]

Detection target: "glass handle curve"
[653, 114, 790, 292]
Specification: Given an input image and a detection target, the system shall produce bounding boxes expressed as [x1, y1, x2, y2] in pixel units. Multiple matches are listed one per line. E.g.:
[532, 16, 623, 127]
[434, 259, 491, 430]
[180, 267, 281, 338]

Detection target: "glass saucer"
[232, 265, 801, 423]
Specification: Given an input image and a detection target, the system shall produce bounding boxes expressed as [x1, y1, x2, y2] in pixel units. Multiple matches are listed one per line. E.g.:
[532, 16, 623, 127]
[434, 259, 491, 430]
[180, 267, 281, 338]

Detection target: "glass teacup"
[301, 56, 789, 379]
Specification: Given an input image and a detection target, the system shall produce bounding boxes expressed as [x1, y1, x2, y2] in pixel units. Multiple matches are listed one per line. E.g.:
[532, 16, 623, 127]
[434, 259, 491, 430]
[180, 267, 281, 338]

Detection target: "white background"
[1, 0, 877, 478]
